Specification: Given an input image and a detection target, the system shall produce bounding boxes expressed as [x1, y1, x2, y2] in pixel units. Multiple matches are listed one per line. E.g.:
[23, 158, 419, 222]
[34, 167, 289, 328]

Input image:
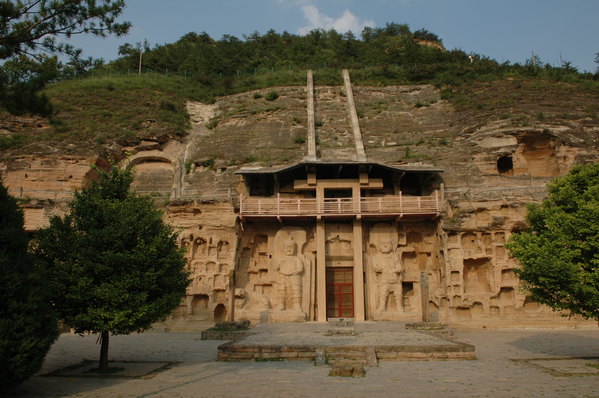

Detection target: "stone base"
[327, 318, 355, 335]
[330, 360, 365, 377]
[372, 310, 420, 322]
[267, 310, 307, 323]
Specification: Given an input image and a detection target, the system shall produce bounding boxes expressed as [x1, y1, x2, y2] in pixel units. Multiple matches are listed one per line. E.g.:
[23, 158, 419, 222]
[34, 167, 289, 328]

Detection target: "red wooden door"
[326, 268, 354, 318]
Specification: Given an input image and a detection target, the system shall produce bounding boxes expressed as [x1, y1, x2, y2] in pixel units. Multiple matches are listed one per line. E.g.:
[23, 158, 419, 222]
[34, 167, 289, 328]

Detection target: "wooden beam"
[294, 178, 383, 190]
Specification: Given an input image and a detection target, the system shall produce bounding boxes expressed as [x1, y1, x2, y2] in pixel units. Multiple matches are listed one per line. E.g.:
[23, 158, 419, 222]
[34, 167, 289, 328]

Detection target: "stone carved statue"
[274, 227, 307, 312]
[370, 224, 403, 312]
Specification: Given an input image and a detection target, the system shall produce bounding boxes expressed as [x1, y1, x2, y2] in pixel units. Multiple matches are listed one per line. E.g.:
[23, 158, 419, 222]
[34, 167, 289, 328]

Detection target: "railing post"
[277, 193, 280, 215]
[417, 197, 421, 211]
[435, 190, 439, 211]
[378, 197, 382, 212]
[240, 194, 243, 215]
[258, 200, 262, 214]
[297, 198, 301, 214]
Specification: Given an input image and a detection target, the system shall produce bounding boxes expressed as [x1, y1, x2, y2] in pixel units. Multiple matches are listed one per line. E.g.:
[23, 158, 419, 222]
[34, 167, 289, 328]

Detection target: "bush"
[0, 182, 58, 389]
[211, 320, 250, 331]
[265, 90, 279, 101]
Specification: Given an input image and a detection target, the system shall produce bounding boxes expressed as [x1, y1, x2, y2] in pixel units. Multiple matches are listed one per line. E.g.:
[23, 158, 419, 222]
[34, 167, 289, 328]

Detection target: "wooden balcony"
[239, 191, 440, 220]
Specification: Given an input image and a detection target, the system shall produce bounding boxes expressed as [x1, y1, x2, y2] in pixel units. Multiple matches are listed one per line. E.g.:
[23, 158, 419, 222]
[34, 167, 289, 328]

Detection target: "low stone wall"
[216, 341, 475, 362]
[200, 330, 249, 340]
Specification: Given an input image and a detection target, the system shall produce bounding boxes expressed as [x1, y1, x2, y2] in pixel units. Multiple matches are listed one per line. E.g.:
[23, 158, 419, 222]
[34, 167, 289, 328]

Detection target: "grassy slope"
[46, 75, 193, 146]
[1, 68, 598, 157]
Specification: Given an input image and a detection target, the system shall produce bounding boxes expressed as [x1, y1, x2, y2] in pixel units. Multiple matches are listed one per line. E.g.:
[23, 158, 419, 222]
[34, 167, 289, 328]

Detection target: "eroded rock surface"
[2, 82, 598, 329]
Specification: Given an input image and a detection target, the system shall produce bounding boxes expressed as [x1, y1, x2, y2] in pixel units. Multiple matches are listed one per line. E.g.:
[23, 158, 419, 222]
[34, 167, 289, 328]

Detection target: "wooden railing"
[240, 191, 440, 218]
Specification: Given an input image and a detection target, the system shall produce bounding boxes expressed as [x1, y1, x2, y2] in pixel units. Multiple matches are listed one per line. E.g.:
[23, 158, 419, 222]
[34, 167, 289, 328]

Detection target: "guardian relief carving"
[369, 223, 403, 313]
[273, 227, 308, 313]
[235, 226, 312, 322]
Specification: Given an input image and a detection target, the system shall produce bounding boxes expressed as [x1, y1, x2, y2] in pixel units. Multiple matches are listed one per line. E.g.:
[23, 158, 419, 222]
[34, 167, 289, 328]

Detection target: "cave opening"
[497, 155, 513, 174]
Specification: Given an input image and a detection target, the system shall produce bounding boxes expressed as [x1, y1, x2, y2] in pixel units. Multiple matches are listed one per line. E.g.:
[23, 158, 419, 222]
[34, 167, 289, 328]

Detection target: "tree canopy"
[0, 0, 130, 115]
[35, 166, 189, 369]
[506, 163, 599, 321]
[0, 0, 129, 60]
[104, 23, 589, 93]
[0, 180, 57, 388]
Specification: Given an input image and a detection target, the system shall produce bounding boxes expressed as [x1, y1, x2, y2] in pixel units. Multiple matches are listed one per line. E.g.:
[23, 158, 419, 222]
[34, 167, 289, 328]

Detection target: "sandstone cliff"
[1, 77, 598, 328]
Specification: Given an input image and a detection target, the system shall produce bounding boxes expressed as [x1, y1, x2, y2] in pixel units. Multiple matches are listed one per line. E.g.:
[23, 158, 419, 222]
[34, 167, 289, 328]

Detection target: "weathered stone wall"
[0, 155, 96, 230]
[165, 201, 238, 323]
[2, 84, 598, 328]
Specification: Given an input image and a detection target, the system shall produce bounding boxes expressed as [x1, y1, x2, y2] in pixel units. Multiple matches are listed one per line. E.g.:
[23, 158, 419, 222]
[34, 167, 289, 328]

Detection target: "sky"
[69, 0, 599, 73]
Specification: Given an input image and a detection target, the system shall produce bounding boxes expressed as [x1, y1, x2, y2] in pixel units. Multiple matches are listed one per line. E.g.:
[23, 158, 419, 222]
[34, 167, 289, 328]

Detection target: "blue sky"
[69, 0, 599, 73]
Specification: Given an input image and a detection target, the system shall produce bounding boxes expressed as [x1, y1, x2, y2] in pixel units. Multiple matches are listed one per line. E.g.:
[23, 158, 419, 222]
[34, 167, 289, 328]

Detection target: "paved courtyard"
[8, 323, 599, 398]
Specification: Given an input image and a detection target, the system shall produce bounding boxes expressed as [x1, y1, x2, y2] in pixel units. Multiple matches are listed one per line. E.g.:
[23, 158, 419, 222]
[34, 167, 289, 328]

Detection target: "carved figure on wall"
[370, 224, 403, 312]
[274, 227, 308, 312]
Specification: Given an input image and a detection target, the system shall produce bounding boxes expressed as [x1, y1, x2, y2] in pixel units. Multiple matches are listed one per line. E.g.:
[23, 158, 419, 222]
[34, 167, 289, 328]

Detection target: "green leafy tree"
[0, 180, 58, 388]
[506, 163, 599, 321]
[35, 166, 189, 370]
[0, 0, 130, 59]
[0, 0, 130, 114]
[0, 54, 58, 115]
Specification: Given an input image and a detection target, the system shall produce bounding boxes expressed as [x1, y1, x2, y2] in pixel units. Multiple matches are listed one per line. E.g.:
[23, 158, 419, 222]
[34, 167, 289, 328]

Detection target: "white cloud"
[298, 4, 375, 35]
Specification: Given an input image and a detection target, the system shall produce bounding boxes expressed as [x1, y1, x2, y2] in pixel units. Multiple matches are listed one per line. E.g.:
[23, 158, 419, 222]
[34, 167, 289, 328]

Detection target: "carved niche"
[178, 227, 233, 316]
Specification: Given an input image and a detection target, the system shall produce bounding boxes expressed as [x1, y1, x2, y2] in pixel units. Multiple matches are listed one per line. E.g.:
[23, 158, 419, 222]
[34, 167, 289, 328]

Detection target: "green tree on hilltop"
[0, 180, 57, 388]
[35, 166, 189, 370]
[506, 163, 599, 321]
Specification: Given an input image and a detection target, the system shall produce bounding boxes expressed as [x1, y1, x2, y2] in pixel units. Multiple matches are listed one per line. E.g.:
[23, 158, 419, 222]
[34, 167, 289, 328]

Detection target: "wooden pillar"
[316, 219, 327, 321]
[353, 218, 365, 321]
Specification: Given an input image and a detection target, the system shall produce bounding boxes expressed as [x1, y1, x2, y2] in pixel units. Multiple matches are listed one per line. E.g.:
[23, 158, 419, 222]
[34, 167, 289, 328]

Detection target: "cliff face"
[2, 78, 598, 328]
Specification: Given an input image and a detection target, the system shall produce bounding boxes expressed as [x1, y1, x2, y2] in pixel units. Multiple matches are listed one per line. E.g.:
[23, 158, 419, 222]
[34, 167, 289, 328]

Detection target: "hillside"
[2, 23, 598, 159]
[2, 70, 598, 158]
[1, 23, 599, 328]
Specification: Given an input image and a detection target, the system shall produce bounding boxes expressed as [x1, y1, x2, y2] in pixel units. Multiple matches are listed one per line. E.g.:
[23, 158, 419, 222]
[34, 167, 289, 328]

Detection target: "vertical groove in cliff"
[342, 69, 367, 162]
[305, 70, 317, 161]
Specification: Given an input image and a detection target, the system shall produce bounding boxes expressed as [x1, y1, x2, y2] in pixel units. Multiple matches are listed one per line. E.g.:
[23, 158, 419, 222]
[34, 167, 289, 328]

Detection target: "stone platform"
[217, 322, 475, 363]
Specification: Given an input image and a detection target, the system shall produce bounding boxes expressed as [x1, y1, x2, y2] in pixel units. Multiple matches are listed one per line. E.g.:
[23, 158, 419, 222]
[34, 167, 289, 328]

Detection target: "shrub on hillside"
[265, 90, 279, 101]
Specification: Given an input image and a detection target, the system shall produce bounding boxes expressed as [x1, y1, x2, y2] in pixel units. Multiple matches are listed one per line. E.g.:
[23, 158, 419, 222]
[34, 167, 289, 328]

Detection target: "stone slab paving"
[8, 324, 599, 398]
[233, 321, 458, 346]
[523, 358, 599, 376]
[217, 322, 473, 361]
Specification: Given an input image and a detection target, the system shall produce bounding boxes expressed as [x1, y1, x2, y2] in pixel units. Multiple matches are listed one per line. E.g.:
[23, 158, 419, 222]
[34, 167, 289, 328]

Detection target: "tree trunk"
[99, 331, 109, 371]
